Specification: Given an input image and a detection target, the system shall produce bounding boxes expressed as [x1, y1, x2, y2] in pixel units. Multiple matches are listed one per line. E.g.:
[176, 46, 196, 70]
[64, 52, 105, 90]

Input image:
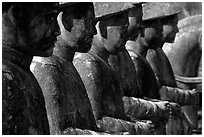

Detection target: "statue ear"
[57, 11, 73, 32]
[7, 5, 25, 28]
[7, 5, 17, 26]
[99, 21, 107, 39]
[62, 11, 73, 32]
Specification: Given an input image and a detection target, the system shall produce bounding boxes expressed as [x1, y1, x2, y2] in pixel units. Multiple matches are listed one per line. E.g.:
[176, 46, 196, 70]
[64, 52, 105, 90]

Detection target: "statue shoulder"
[74, 53, 102, 76]
[127, 50, 139, 63]
[2, 69, 15, 84]
[2, 61, 22, 83]
[74, 53, 101, 67]
[128, 51, 138, 59]
[2, 62, 13, 74]
[125, 41, 137, 51]
[31, 55, 71, 83]
[2, 63, 22, 94]
[74, 52, 97, 62]
[32, 55, 64, 66]
[178, 15, 202, 30]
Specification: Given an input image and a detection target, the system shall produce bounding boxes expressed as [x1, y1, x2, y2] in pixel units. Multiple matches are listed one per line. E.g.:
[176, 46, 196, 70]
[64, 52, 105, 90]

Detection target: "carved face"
[161, 15, 179, 43]
[19, 3, 60, 57]
[143, 19, 163, 49]
[127, 5, 143, 40]
[99, 12, 129, 54]
[57, 3, 97, 53]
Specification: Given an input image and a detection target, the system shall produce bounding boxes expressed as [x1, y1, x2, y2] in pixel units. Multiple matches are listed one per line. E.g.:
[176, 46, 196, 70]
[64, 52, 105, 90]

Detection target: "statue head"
[2, 2, 62, 57]
[127, 2, 144, 41]
[141, 3, 166, 49]
[159, 3, 181, 43]
[57, 2, 97, 53]
[143, 2, 182, 44]
[93, 2, 133, 54]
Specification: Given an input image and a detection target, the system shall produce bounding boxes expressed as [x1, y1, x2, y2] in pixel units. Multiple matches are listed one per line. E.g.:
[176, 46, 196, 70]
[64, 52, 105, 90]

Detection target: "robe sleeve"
[96, 116, 154, 135]
[74, 59, 103, 121]
[160, 86, 200, 106]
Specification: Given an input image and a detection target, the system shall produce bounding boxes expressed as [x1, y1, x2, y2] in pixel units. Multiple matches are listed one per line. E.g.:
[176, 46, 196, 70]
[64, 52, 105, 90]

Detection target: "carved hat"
[2, 2, 60, 11]
[142, 2, 182, 21]
[58, 2, 93, 10]
[132, 2, 146, 7]
[93, 2, 135, 20]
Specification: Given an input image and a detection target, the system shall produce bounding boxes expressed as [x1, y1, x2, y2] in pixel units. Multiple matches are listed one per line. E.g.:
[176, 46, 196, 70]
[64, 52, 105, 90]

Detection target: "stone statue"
[125, 2, 187, 134]
[108, 3, 181, 134]
[2, 2, 61, 134]
[31, 2, 104, 135]
[74, 2, 154, 135]
[144, 3, 200, 134]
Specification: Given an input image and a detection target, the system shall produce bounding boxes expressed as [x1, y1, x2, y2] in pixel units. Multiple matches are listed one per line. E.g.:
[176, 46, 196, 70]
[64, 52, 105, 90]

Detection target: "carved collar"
[2, 46, 33, 70]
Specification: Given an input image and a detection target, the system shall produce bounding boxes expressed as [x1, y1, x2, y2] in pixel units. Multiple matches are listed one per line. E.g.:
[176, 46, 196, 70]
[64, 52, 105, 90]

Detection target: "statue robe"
[2, 46, 50, 135]
[31, 52, 97, 134]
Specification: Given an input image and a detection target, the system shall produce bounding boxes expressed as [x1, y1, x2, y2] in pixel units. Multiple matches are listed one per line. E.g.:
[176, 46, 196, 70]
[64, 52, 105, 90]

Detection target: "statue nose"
[175, 27, 179, 33]
[92, 25, 97, 35]
[55, 22, 61, 37]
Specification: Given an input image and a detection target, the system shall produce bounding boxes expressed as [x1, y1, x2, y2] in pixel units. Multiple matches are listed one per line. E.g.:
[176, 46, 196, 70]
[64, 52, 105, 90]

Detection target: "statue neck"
[2, 14, 19, 50]
[134, 36, 148, 57]
[89, 39, 110, 63]
[160, 41, 165, 48]
[53, 38, 75, 63]
[2, 46, 33, 70]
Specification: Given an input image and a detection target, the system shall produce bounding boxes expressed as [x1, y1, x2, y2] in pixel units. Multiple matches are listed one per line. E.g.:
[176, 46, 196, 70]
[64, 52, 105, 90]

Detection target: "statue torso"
[2, 48, 49, 135]
[128, 51, 160, 99]
[74, 53, 126, 120]
[125, 41, 160, 99]
[108, 49, 142, 98]
[31, 54, 97, 134]
[146, 48, 177, 88]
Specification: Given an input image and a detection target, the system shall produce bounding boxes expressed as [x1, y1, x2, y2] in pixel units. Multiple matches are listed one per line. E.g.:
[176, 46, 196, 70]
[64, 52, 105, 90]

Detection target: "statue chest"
[96, 58, 126, 119]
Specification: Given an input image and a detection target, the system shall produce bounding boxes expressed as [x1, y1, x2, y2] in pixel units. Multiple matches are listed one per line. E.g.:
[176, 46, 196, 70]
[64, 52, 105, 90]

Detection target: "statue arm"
[130, 55, 143, 95]
[2, 70, 50, 134]
[122, 96, 173, 122]
[31, 63, 66, 133]
[131, 54, 161, 99]
[74, 58, 154, 135]
[96, 116, 154, 135]
[2, 72, 19, 134]
[160, 86, 200, 106]
[74, 59, 103, 121]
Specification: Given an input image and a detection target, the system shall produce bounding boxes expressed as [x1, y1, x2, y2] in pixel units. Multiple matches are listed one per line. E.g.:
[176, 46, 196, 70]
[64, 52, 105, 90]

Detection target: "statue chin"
[77, 45, 92, 53]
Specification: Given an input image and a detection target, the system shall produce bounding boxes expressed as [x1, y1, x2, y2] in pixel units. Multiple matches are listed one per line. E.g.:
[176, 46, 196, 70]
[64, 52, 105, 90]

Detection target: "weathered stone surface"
[146, 48, 177, 88]
[126, 41, 160, 99]
[2, 47, 50, 135]
[74, 52, 155, 135]
[160, 86, 200, 106]
[94, 2, 134, 18]
[31, 54, 97, 134]
[142, 2, 202, 21]
[74, 53, 126, 120]
[97, 116, 154, 135]
[142, 2, 182, 21]
[63, 127, 109, 135]
[163, 16, 202, 90]
[177, 15, 202, 30]
[108, 48, 142, 98]
[162, 15, 202, 133]
[123, 97, 170, 121]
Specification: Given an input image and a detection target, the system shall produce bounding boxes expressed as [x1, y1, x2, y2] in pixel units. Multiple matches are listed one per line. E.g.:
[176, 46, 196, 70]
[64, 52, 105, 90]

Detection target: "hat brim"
[143, 10, 182, 21]
[95, 8, 130, 21]
[57, 2, 81, 10]
[133, 2, 146, 6]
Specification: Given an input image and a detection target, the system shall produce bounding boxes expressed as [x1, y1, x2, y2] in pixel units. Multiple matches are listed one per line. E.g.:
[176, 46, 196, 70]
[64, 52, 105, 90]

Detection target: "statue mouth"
[42, 37, 57, 51]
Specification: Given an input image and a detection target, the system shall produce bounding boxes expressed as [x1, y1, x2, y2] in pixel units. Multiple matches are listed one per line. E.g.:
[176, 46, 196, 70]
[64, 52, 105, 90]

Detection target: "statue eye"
[48, 16, 55, 22]
[43, 10, 59, 23]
